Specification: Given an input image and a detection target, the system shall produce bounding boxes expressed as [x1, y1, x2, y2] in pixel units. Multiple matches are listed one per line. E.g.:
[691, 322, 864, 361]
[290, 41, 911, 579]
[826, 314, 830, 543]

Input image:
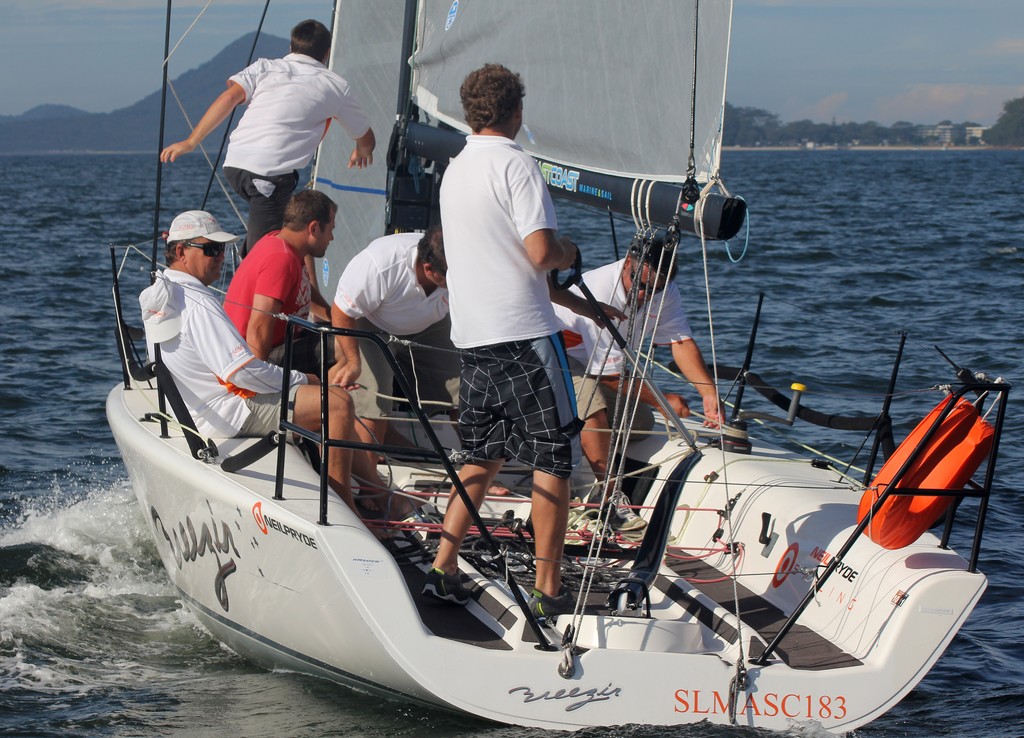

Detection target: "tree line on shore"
[723, 97, 1024, 147]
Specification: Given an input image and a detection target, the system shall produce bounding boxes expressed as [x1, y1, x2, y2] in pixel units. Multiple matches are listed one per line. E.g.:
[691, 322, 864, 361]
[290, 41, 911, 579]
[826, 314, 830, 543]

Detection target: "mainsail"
[408, 0, 743, 234]
[412, 0, 732, 185]
[313, 0, 405, 298]
[314, 0, 743, 298]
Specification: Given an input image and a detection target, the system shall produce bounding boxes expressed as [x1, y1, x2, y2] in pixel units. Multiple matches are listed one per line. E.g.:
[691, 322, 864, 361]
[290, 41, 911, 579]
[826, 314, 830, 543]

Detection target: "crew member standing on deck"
[160, 19, 376, 263]
[422, 63, 620, 619]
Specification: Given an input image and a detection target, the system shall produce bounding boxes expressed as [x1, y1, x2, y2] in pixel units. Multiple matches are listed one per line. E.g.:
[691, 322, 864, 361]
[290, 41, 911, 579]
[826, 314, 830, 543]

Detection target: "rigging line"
[693, 166, 749, 684]
[569, 263, 657, 640]
[163, 0, 216, 68]
[203, 0, 272, 210]
[568, 232, 690, 648]
[629, 178, 641, 233]
[644, 178, 655, 229]
[128, 378, 218, 448]
[164, 79, 248, 232]
[628, 233, 689, 440]
[685, 0, 700, 180]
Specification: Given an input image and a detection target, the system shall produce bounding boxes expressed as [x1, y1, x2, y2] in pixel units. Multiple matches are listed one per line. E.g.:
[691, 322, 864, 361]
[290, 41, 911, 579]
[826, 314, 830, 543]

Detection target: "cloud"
[874, 84, 1024, 125]
[794, 93, 850, 123]
[989, 38, 1024, 55]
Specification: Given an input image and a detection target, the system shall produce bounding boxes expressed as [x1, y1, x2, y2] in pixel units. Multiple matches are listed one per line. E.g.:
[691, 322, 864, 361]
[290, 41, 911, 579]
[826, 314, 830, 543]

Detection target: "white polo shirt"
[224, 53, 371, 177]
[141, 269, 306, 437]
[333, 232, 449, 335]
[554, 259, 693, 376]
[439, 135, 559, 348]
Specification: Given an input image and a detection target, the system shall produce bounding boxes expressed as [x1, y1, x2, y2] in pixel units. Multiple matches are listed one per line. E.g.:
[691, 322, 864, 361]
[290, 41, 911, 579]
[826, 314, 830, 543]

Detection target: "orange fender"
[859, 396, 993, 549]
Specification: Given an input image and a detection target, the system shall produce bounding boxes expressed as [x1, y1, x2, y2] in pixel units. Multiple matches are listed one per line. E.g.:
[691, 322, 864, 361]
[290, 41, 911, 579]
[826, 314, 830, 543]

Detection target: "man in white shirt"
[329, 227, 457, 455]
[423, 64, 613, 618]
[139, 210, 363, 519]
[160, 19, 376, 256]
[555, 236, 723, 531]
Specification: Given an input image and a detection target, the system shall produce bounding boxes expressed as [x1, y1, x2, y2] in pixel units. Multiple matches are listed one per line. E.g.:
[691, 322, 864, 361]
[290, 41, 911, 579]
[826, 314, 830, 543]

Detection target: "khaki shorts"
[570, 358, 654, 432]
[349, 316, 460, 419]
[238, 382, 301, 436]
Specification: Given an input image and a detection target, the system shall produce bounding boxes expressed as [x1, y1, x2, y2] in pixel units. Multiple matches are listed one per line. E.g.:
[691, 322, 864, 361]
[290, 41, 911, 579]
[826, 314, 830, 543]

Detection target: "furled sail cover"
[313, 0, 404, 296]
[411, 0, 732, 184]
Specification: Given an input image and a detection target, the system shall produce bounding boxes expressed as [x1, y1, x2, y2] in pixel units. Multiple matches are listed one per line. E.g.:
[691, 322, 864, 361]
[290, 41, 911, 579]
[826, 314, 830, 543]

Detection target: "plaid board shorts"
[457, 334, 582, 479]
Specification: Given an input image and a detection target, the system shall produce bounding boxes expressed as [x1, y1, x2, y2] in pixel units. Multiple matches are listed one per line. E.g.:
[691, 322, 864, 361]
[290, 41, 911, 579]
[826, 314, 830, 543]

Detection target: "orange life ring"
[858, 396, 994, 549]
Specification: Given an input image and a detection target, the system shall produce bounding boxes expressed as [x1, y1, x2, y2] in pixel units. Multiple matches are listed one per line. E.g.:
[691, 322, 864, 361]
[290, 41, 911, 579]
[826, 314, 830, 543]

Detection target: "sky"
[2, 0, 1023, 126]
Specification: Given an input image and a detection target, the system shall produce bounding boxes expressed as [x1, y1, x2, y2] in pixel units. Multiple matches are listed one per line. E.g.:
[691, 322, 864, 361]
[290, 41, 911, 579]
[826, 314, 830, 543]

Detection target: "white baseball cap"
[166, 210, 238, 243]
[139, 276, 184, 343]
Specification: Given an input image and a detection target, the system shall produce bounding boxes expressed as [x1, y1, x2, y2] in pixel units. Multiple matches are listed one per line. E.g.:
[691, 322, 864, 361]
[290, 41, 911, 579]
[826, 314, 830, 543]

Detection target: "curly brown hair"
[459, 64, 525, 133]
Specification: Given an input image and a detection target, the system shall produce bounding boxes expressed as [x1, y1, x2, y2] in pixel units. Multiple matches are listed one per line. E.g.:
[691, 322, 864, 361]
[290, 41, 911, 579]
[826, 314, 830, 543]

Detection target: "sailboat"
[106, 0, 1011, 732]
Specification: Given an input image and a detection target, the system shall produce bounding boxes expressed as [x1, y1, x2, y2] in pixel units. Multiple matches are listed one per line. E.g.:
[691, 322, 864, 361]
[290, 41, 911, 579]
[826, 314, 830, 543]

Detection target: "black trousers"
[224, 166, 299, 255]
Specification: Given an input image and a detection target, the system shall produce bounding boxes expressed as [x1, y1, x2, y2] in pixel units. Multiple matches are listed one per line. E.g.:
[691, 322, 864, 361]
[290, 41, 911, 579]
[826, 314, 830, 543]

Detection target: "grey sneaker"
[607, 490, 647, 532]
[422, 567, 471, 605]
[529, 587, 575, 620]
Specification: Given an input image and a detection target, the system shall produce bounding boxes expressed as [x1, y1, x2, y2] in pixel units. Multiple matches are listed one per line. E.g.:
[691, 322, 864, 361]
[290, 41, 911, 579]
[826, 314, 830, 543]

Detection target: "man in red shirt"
[225, 189, 335, 369]
[225, 188, 395, 502]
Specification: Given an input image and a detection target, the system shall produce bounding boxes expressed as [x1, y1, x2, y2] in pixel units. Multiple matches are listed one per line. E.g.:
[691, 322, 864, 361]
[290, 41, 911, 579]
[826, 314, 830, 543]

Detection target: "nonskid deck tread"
[397, 562, 514, 651]
[666, 559, 862, 670]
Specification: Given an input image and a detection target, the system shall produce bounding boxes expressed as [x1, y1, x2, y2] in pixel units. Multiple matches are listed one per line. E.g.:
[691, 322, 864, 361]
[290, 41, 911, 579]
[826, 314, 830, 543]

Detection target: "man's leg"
[580, 409, 611, 482]
[347, 325, 395, 491]
[292, 384, 358, 515]
[430, 459, 503, 575]
[243, 172, 297, 253]
[530, 470, 571, 597]
[573, 370, 610, 483]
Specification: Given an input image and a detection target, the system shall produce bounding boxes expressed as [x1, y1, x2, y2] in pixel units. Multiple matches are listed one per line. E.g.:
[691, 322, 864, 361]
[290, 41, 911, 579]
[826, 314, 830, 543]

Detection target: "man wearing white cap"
[139, 210, 363, 518]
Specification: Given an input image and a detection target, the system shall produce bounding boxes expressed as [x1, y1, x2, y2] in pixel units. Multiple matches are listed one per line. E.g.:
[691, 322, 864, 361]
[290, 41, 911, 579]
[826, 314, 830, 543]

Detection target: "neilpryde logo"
[446, 0, 459, 30]
[539, 161, 580, 193]
[251, 501, 318, 550]
[253, 500, 268, 534]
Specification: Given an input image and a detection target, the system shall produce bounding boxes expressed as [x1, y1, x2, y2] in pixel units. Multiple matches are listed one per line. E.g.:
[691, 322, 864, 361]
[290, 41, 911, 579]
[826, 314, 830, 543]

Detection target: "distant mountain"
[0, 33, 288, 154]
[21, 104, 91, 121]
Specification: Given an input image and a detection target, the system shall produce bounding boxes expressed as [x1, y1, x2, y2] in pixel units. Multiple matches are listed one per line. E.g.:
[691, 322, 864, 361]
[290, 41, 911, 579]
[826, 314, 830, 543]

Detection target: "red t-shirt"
[224, 231, 310, 349]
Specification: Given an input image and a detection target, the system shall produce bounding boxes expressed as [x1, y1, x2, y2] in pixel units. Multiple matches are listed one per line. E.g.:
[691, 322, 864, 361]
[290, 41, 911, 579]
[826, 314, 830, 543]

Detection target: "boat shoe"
[422, 567, 471, 605]
[529, 587, 575, 620]
[607, 490, 648, 532]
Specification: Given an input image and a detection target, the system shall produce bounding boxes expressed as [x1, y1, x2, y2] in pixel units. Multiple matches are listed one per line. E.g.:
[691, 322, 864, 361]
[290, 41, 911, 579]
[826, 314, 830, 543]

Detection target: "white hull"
[108, 382, 986, 732]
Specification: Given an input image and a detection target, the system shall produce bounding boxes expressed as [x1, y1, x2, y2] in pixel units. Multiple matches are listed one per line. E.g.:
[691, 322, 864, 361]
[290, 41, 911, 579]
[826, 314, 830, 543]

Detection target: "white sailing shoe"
[607, 490, 647, 532]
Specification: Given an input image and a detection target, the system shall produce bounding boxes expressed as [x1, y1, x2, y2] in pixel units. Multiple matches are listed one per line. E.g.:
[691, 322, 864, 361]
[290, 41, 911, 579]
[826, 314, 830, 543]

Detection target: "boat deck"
[388, 535, 861, 670]
[664, 558, 862, 670]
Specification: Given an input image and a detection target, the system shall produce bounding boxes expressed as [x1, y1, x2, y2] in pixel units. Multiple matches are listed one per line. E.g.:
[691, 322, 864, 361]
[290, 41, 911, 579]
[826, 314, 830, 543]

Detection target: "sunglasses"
[629, 265, 667, 294]
[183, 240, 226, 258]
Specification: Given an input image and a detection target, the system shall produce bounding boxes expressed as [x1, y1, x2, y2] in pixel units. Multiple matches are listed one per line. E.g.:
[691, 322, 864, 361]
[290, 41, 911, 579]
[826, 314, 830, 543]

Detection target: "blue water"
[0, 150, 1021, 737]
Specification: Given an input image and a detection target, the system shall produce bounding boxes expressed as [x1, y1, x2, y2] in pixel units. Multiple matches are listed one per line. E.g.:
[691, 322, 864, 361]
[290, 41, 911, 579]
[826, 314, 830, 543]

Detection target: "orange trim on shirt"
[218, 376, 257, 400]
[219, 357, 258, 399]
[563, 330, 583, 349]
